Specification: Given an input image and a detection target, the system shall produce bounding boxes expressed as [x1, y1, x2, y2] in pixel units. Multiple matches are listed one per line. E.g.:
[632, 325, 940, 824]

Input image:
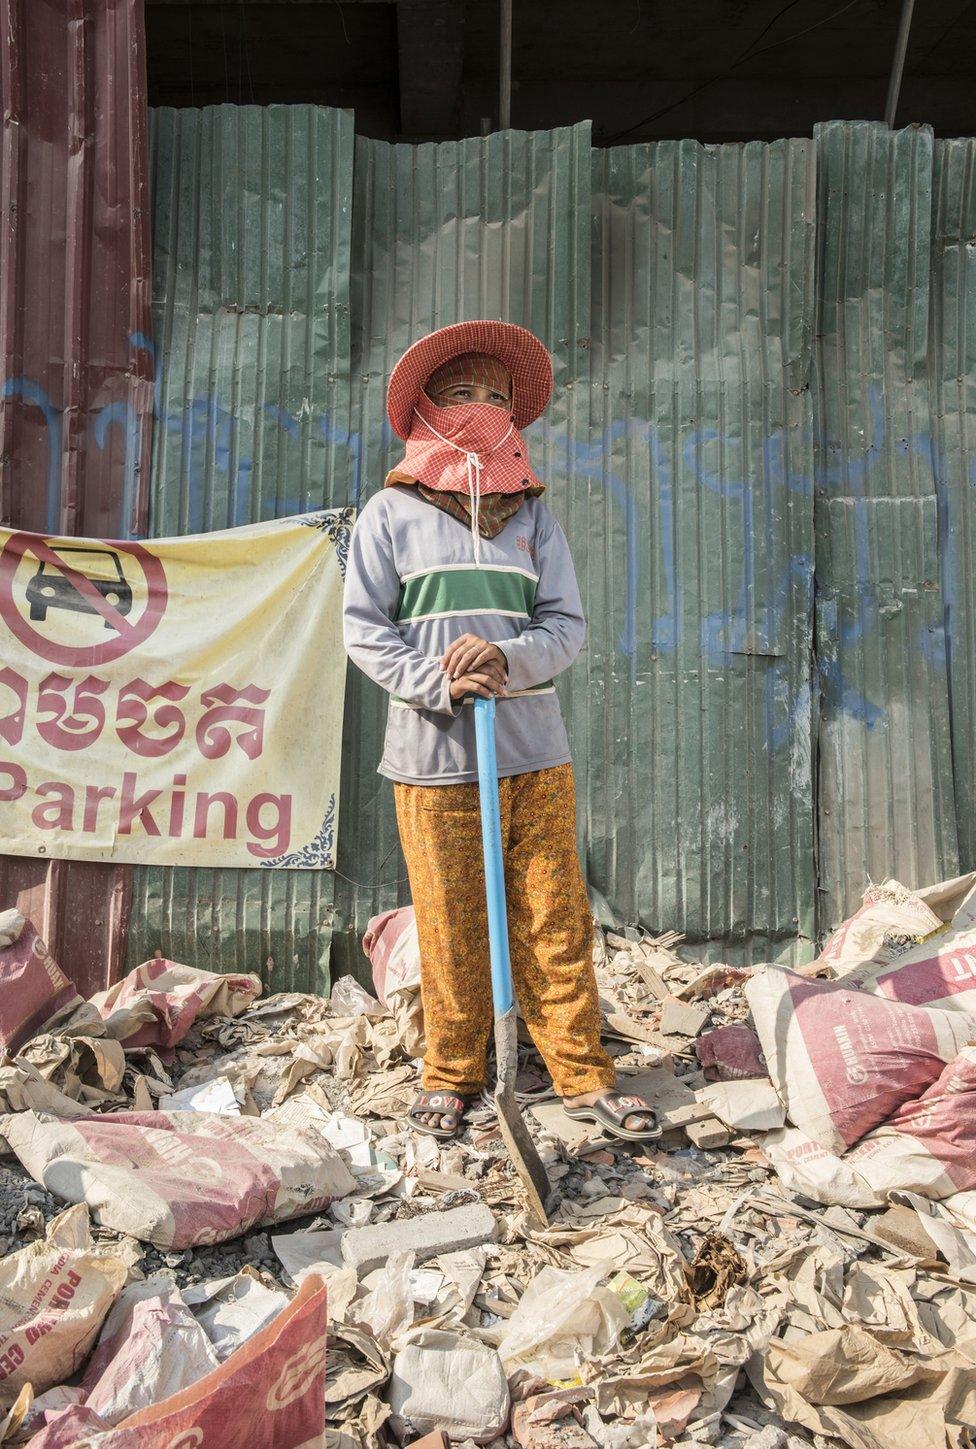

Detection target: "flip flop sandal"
[408, 1090, 474, 1140]
[563, 1092, 662, 1142]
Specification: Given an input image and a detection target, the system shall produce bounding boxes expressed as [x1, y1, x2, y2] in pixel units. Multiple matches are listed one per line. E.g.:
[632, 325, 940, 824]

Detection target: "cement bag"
[364, 907, 420, 1006]
[762, 1127, 881, 1209]
[0, 1204, 129, 1406]
[818, 879, 944, 974]
[846, 873, 976, 1013]
[388, 1330, 510, 1444]
[0, 1060, 92, 1118]
[745, 966, 976, 1153]
[696, 1024, 766, 1081]
[90, 959, 262, 1049]
[80, 1280, 219, 1424]
[764, 1050, 976, 1208]
[2, 1109, 356, 1249]
[66, 1276, 327, 1449]
[844, 1046, 976, 1201]
[26, 1405, 112, 1448]
[0, 912, 80, 1055]
[20, 1384, 86, 1437]
[363, 906, 424, 1056]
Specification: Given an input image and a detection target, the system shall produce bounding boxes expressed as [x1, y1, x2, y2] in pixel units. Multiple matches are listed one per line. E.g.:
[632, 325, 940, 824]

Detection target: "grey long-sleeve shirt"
[342, 485, 585, 784]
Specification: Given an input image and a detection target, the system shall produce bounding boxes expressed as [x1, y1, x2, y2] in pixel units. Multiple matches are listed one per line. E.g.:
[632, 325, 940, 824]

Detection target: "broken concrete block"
[512, 1386, 597, 1449]
[684, 1117, 731, 1150]
[742, 1427, 787, 1449]
[871, 1204, 941, 1261]
[633, 960, 669, 999]
[415, 1167, 479, 1194]
[529, 1101, 601, 1149]
[340, 1203, 497, 1276]
[659, 996, 710, 1039]
[614, 1066, 704, 1130]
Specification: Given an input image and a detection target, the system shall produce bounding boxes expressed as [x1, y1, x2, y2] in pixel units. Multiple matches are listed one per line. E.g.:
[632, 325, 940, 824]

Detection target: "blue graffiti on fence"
[1, 377, 63, 533]
[4, 343, 969, 749]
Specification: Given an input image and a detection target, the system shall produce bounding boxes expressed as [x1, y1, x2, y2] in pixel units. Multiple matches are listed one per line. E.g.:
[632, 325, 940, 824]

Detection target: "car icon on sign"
[25, 546, 133, 628]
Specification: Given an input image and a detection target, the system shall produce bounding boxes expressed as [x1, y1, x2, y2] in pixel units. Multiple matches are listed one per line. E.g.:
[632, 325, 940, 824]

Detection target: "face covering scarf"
[385, 381, 545, 558]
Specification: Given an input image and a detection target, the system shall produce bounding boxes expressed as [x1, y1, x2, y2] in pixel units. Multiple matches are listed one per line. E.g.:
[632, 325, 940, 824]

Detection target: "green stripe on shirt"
[397, 566, 537, 622]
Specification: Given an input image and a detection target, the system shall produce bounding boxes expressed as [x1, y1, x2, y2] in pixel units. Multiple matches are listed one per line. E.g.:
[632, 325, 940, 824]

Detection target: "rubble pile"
[1, 874, 976, 1448]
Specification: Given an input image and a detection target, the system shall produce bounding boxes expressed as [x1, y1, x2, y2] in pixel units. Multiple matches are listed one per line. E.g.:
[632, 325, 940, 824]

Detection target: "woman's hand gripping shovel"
[473, 694, 552, 1229]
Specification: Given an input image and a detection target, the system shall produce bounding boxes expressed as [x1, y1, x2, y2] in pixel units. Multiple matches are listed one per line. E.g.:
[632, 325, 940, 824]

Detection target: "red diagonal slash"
[0, 531, 168, 668]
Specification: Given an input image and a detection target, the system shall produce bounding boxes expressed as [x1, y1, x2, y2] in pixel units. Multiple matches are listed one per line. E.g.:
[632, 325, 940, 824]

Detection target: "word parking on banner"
[0, 761, 293, 860]
[0, 669, 293, 858]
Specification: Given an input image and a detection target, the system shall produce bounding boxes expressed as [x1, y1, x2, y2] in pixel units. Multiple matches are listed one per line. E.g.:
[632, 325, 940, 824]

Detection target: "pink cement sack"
[817, 879, 944, 973]
[822, 871, 976, 1015]
[846, 873, 976, 1012]
[28, 1277, 329, 1449]
[90, 959, 261, 1049]
[745, 966, 976, 1154]
[764, 1047, 976, 1209]
[363, 906, 424, 1055]
[845, 1044, 976, 1200]
[1, 1110, 356, 1249]
[363, 906, 420, 1006]
[0, 912, 80, 1055]
[696, 1024, 766, 1081]
[0, 1205, 130, 1408]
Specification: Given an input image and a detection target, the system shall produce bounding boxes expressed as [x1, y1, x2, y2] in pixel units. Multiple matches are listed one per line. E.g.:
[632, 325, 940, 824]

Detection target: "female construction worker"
[343, 320, 660, 1142]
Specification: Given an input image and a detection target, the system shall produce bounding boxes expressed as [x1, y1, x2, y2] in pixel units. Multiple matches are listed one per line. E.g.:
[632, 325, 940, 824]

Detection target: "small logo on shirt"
[516, 534, 536, 564]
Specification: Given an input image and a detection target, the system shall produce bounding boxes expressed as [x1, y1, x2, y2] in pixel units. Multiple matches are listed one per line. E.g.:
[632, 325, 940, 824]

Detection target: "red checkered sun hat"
[386, 320, 553, 440]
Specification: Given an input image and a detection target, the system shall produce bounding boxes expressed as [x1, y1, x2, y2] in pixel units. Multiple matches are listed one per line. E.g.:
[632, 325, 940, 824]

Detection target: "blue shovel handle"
[473, 695, 514, 1017]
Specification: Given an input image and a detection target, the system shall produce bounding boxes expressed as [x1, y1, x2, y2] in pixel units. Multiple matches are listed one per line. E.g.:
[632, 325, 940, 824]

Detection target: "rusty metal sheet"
[812, 121, 959, 931]
[0, 0, 152, 999]
[0, 0, 153, 536]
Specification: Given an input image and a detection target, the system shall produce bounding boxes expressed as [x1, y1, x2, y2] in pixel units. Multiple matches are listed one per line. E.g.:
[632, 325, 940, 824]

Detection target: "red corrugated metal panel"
[0, 0, 151, 998]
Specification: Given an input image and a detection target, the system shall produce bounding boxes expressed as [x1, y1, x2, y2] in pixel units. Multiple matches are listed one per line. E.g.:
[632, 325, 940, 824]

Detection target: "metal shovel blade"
[474, 695, 552, 1229]
[493, 1005, 551, 1229]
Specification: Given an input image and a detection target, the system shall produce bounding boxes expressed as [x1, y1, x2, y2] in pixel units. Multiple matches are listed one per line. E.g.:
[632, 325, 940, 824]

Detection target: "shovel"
[473, 694, 552, 1228]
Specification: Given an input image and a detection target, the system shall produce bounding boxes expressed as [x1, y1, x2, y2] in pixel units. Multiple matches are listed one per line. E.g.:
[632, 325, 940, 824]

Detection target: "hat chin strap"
[412, 407, 514, 566]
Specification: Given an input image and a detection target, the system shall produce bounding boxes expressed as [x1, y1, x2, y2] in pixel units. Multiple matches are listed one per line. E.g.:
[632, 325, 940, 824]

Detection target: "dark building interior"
[145, 0, 976, 143]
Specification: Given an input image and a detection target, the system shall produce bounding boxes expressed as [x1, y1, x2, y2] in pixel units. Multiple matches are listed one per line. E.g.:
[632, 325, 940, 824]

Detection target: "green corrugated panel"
[331, 124, 593, 980]
[932, 139, 976, 872]
[128, 106, 356, 991]
[585, 140, 817, 961]
[813, 122, 958, 929]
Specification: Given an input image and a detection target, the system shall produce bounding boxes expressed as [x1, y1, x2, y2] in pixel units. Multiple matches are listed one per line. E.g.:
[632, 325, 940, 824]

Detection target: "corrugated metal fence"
[812, 122, 958, 931]
[119, 112, 976, 986]
[0, 0, 152, 999]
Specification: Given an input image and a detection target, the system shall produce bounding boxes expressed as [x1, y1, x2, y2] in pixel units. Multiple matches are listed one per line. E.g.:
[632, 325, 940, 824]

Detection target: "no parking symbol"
[0, 532, 168, 668]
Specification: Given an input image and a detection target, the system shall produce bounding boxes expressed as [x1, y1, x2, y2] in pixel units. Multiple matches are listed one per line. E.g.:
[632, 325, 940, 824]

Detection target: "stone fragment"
[660, 996, 710, 1039]
[871, 1204, 941, 1261]
[684, 1117, 732, 1150]
[340, 1203, 497, 1275]
[512, 1387, 598, 1449]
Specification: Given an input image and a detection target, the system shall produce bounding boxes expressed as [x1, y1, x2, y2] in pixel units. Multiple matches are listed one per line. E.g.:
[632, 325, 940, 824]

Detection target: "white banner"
[0, 510, 352, 869]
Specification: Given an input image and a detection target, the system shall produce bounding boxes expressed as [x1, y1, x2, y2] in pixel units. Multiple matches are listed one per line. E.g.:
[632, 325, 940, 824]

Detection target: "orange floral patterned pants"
[394, 763, 615, 1098]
